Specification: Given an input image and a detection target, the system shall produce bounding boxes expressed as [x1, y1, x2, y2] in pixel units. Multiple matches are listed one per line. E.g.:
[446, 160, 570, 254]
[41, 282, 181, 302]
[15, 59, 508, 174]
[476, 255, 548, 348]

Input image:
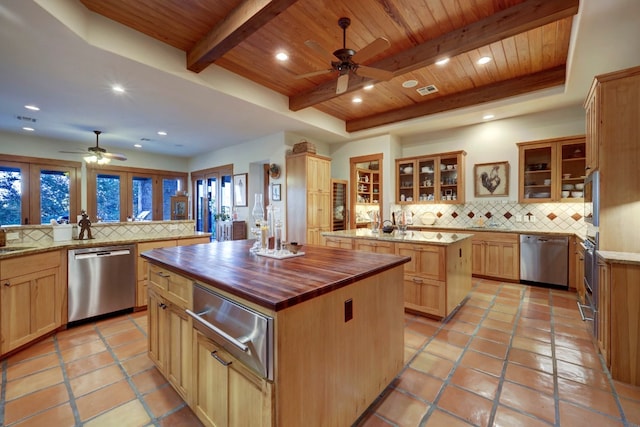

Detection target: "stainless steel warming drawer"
[187, 283, 274, 380]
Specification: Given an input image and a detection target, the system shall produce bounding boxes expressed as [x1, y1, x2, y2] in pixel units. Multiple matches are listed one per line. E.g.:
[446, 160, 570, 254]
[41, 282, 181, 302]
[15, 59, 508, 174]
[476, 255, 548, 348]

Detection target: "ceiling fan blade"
[295, 69, 335, 79]
[304, 39, 336, 63]
[59, 150, 88, 155]
[103, 152, 127, 161]
[356, 65, 394, 81]
[351, 37, 390, 64]
[336, 73, 349, 94]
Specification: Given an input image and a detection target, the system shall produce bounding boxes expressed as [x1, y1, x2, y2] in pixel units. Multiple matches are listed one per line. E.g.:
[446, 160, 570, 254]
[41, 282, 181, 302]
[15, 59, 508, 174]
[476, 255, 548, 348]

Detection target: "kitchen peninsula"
[141, 240, 409, 427]
[323, 229, 473, 319]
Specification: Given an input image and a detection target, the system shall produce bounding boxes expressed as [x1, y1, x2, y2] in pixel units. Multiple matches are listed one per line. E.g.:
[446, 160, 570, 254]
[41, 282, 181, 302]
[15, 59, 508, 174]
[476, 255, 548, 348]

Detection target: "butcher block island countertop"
[141, 239, 410, 427]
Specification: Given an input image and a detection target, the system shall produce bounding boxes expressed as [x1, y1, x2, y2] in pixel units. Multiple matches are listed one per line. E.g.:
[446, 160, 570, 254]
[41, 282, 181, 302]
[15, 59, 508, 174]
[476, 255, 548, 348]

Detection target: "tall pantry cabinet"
[286, 153, 332, 245]
[586, 65, 640, 253]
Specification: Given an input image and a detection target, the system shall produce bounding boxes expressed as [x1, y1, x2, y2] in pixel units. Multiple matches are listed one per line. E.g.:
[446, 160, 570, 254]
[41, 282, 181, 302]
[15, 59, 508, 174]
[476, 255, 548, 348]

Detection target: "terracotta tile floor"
[1, 279, 640, 426]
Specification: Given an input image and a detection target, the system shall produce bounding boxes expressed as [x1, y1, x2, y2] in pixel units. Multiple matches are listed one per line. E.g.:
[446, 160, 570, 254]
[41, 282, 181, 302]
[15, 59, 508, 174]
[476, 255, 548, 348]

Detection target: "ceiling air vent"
[16, 115, 37, 123]
[416, 84, 438, 96]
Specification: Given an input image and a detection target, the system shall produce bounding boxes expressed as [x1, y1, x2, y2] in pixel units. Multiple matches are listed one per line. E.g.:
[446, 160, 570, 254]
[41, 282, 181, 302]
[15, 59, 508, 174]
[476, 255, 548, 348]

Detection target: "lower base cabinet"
[471, 232, 519, 281]
[192, 330, 273, 427]
[1, 251, 64, 355]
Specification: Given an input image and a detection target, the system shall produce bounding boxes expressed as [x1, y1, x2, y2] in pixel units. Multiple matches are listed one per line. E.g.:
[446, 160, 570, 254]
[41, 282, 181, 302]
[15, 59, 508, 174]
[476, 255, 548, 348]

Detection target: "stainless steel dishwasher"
[520, 234, 569, 288]
[68, 245, 135, 323]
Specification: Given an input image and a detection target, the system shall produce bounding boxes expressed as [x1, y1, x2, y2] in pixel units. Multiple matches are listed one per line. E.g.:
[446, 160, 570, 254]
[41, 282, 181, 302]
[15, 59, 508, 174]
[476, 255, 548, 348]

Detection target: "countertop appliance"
[187, 283, 274, 380]
[68, 245, 135, 323]
[520, 235, 569, 288]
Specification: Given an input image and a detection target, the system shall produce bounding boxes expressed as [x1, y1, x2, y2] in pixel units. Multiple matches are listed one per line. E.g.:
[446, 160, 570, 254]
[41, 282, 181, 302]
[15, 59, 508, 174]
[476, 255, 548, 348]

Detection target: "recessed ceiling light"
[22, 127, 34, 131]
[477, 56, 492, 65]
[112, 84, 125, 93]
[402, 80, 418, 88]
[483, 114, 495, 120]
[363, 84, 374, 90]
[24, 105, 40, 111]
[352, 97, 362, 103]
[134, 143, 142, 148]
[435, 58, 450, 66]
[157, 131, 167, 136]
[275, 52, 289, 61]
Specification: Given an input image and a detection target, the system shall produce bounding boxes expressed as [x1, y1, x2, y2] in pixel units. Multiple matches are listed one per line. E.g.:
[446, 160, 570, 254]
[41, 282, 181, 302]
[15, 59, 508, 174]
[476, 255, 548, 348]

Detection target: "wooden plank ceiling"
[80, 0, 578, 132]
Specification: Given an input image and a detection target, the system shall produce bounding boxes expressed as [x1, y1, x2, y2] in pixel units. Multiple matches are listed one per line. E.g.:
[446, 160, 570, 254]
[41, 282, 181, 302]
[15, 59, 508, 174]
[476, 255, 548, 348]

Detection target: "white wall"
[399, 106, 586, 202]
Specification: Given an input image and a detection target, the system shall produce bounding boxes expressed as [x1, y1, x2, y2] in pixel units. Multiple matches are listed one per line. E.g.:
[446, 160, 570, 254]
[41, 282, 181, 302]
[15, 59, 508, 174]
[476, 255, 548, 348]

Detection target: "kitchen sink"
[0, 246, 37, 254]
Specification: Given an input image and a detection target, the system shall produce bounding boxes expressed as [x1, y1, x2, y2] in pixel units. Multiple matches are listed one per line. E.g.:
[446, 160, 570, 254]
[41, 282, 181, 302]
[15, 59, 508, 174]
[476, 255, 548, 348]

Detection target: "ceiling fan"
[60, 130, 127, 164]
[296, 17, 394, 94]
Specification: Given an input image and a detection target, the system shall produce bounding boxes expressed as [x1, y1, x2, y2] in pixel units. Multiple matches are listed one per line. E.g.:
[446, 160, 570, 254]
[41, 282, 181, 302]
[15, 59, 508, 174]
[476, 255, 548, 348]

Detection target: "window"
[0, 156, 80, 225]
[87, 165, 187, 222]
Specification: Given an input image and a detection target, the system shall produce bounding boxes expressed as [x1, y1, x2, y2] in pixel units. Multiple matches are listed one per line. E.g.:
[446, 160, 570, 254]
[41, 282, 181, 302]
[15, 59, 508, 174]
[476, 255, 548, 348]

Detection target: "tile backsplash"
[391, 201, 586, 235]
[4, 220, 198, 245]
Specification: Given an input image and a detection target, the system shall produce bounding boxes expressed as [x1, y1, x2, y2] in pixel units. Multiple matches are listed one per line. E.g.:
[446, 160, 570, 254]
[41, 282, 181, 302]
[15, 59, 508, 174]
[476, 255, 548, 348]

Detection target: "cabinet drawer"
[148, 264, 192, 308]
[403, 274, 445, 318]
[1, 250, 61, 280]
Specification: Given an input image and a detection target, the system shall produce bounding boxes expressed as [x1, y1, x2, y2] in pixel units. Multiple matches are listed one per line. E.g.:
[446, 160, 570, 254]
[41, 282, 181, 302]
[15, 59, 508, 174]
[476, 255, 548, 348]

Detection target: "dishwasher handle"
[74, 249, 131, 260]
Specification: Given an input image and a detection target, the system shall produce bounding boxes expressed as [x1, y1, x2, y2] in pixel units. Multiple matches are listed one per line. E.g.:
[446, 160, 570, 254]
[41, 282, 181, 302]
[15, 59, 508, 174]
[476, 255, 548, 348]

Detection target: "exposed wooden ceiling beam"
[345, 65, 567, 132]
[187, 0, 299, 73]
[289, 0, 579, 111]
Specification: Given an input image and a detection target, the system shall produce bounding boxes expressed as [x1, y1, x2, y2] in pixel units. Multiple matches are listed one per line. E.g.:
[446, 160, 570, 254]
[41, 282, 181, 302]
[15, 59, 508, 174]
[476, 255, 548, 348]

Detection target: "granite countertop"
[407, 223, 579, 237]
[141, 240, 410, 311]
[0, 231, 211, 259]
[597, 251, 640, 266]
[323, 228, 473, 245]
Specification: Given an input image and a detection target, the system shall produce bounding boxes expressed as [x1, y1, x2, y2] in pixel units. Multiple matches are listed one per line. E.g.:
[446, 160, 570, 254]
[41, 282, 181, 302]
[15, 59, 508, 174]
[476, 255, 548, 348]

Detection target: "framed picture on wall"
[233, 173, 248, 206]
[474, 161, 509, 197]
[272, 184, 281, 201]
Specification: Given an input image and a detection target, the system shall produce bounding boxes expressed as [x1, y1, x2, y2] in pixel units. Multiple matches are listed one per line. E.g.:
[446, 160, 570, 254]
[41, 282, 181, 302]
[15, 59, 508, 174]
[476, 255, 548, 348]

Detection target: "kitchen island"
[323, 229, 473, 319]
[141, 240, 410, 427]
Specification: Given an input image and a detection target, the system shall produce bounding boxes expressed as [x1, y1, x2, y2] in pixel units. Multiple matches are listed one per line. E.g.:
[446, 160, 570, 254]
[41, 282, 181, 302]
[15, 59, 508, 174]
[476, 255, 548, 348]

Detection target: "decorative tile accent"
[485, 212, 492, 219]
[571, 213, 583, 221]
[451, 212, 458, 219]
[503, 212, 512, 220]
[467, 212, 475, 219]
[437, 212, 443, 218]
[547, 213, 557, 221]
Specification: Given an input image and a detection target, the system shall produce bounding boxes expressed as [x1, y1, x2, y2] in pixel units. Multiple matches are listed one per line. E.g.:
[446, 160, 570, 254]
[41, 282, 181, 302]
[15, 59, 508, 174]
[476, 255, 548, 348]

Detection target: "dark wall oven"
[578, 233, 599, 336]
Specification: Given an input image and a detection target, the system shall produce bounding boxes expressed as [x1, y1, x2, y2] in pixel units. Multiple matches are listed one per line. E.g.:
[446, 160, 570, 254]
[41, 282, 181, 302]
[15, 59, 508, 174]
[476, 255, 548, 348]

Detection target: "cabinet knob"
[3, 282, 9, 287]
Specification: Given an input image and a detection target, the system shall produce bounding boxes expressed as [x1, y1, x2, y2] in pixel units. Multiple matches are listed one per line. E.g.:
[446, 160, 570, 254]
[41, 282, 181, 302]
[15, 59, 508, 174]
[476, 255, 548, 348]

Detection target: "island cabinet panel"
[353, 238, 395, 254]
[396, 241, 470, 319]
[192, 330, 274, 427]
[1, 251, 64, 355]
[147, 268, 193, 403]
[324, 235, 353, 249]
[275, 266, 404, 427]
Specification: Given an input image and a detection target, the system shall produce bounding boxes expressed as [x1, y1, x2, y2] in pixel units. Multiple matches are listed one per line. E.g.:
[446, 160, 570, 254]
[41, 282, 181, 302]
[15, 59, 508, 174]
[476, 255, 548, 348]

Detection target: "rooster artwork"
[481, 165, 502, 194]
[475, 162, 509, 197]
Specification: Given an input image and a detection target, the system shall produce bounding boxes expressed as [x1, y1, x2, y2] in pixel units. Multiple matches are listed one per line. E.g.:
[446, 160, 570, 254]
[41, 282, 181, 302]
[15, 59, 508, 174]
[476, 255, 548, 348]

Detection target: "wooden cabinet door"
[167, 304, 192, 401]
[585, 85, 600, 174]
[147, 289, 167, 372]
[1, 267, 59, 353]
[193, 330, 229, 427]
[228, 353, 273, 427]
[498, 241, 519, 281]
[471, 240, 485, 276]
[575, 242, 586, 303]
[597, 261, 610, 367]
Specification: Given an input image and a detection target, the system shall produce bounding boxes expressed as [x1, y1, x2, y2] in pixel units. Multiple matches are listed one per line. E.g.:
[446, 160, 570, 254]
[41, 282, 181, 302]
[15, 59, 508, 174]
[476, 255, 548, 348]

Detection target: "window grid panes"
[97, 174, 121, 222]
[0, 167, 22, 225]
[40, 170, 70, 224]
[132, 176, 153, 220]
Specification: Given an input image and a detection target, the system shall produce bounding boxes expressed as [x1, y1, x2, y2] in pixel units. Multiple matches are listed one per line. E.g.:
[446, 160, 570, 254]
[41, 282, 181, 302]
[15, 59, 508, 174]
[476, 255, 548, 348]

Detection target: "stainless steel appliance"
[68, 245, 135, 323]
[187, 284, 274, 380]
[520, 234, 569, 288]
[584, 170, 600, 225]
[578, 234, 599, 334]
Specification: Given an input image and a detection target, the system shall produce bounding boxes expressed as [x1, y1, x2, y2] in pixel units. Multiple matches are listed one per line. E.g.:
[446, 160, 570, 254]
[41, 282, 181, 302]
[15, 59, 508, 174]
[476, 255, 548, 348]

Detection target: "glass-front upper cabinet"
[518, 135, 585, 203]
[396, 150, 466, 204]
